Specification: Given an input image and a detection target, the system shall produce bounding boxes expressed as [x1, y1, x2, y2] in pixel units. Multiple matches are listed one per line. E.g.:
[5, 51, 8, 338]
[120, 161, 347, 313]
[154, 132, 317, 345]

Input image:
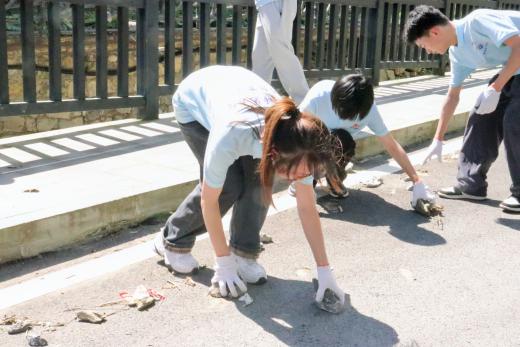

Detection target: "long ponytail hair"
[254, 97, 343, 205]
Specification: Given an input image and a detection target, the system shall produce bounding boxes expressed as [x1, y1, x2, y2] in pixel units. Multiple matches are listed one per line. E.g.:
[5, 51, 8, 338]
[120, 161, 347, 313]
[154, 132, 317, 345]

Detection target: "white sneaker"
[500, 195, 520, 212]
[233, 254, 267, 284]
[164, 250, 199, 274]
[152, 232, 165, 257]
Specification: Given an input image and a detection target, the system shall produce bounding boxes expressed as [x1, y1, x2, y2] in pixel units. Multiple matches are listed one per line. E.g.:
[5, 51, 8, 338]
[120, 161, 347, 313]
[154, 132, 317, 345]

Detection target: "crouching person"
[299, 74, 436, 208]
[153, 66, 345, 303]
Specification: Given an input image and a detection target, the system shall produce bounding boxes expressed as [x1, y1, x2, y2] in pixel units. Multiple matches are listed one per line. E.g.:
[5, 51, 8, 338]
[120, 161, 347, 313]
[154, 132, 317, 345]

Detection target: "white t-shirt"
[299, 80, 389, 137]
[173, 65, 313, 188]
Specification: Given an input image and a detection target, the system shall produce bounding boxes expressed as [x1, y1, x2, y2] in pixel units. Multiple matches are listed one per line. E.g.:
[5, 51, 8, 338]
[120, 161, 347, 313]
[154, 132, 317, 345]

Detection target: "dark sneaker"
[328, 181, 349, 199]
[499, 196, 520, 212]
[438, 186, 487, 200]
[329, 187, 349, 199]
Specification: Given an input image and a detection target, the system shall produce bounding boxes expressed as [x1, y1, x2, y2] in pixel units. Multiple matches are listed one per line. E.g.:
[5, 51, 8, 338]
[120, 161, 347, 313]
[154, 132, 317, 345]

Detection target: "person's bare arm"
[435, 86, 462, 141]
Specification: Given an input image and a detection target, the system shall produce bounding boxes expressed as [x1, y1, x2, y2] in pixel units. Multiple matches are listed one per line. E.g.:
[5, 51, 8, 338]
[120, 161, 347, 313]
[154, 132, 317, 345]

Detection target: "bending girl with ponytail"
[153, 65, 345, 305]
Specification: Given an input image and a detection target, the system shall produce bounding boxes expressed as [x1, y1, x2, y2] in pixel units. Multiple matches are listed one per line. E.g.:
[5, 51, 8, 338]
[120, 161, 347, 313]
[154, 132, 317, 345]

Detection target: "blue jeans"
[161, 121, 268, 258]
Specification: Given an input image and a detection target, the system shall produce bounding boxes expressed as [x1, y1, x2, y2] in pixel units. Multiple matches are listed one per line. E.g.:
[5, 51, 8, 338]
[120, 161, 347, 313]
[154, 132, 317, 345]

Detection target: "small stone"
[184, 277, 196, 287]
[7, 320, 31, 335]
[312, 279, 349, 314]
[260, 233, 273, 244]
[208, 286, 222, 298]
[362, 177, 383, 188]
[28, 335, 48, 346]
[238, 293, 253, 307]
[136, 297, 155, 311]
[76, 310, 106, 324]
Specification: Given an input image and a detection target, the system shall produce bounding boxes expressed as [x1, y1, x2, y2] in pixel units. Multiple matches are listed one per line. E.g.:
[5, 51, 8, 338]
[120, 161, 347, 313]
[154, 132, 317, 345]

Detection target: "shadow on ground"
[190, 268, 400, 347]
[319, 189, 446, 246]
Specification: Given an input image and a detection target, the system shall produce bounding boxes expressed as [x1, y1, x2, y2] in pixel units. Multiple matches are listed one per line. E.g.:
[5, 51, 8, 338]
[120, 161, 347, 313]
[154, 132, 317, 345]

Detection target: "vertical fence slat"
[359, 7, 369, 70]
[137, 7, 145, 94]
[405, 5, 413, 60]
[164, 0, 175, 86]
[390, 3, 398, 61]
[200, 2, 210, 68]
[48, 1, 62, 101]
[182, 1, 193, 77]
[20, 0, 36, 103]
[337, 5, 349, 69]
[72, 4, 85, 100]
[232, 5, 242, 65]
[436, 0, 451, 75]
[216, 4, 226, 64]
[117, 6, 129, 97]
[303, 1, 314, 69]
[348, 6, 359, 69]
[292, 0, 302, 57]
[398, 3, 408, 61]
[247, 6, 256, 69]
[369, 0, 384, 84]
[96, 5, 108, 98]
[0, 0, 9, 104]
[383, 3, 394, 61]
[326, 4, 338, 69]
[316, 3, 326, 69]
[142, 0, 159, 119]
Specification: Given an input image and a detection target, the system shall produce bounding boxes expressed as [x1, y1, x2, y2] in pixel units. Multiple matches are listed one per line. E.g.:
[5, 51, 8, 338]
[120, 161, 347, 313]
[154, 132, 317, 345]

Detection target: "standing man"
[252, 0, 309, 103]
[405, 6, 520, 212]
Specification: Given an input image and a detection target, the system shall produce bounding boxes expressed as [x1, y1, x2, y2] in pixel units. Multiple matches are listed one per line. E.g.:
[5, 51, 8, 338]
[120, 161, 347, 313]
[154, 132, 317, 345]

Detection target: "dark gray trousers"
[162, 121, 268, 258]
[456, 74, 520, 198]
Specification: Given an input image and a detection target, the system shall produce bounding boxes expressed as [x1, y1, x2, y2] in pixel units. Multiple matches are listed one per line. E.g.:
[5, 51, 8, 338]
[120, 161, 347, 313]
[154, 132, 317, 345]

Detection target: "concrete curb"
[0, 111, 469, 264]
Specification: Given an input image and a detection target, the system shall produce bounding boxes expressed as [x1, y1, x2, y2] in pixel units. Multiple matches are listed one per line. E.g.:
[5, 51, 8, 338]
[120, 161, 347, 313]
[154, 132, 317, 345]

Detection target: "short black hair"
[404, 5, 449, 44]
[331, 74, 373, 121]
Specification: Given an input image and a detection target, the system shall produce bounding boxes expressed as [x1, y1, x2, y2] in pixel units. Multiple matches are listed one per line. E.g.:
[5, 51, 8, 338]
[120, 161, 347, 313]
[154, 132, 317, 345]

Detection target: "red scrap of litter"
[147, 288, 166, 301]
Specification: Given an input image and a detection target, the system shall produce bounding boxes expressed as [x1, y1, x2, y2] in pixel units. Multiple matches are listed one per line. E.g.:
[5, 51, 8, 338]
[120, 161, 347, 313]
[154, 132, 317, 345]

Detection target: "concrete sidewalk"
[0, 69, 499, 263]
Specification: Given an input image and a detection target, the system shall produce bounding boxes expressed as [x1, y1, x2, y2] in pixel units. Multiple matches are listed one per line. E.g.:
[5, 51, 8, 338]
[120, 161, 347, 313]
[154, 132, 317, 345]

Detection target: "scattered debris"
[208, 285, 222, 298]
[238, 293, 254, 307]
[1, 315, 18, 325]
[119, 285, 165, 311]
[23, 188, 39, 193]
[362, 177, 383, 188]
[27, 333, 48, 347]
[312, 279, 349, 314]
[136, 297, 155, 311]
[98, 299, 126, 308]
[413, 199, 444, 217]
[7, 320, 31, 334]
[162, 280, 179, 290]
[76, 310, 106, 324]
[184, 277, 196, 287]
[260, 233, 273, 244]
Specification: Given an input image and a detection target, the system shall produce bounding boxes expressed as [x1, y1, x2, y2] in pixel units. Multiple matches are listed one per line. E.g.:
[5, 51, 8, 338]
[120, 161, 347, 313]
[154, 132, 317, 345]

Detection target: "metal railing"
[0, 0, 519, 120]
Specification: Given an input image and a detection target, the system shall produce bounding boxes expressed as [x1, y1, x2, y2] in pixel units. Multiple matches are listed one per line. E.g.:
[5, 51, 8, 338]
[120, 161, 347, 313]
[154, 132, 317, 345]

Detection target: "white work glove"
[411, 181, 436, 207]
[211, 255, 247, 298]
[475, 86, 501, 115]
[422, 139, 443, 165]
[316, 266, 345, 305]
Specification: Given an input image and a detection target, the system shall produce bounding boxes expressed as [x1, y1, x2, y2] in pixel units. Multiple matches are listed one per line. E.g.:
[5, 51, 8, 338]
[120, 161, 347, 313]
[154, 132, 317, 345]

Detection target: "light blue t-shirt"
[255, 0, 277, 10]
[449, 9, 520, 87]
[173, 66, 313, 188]
[299, 80, 389, 137]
